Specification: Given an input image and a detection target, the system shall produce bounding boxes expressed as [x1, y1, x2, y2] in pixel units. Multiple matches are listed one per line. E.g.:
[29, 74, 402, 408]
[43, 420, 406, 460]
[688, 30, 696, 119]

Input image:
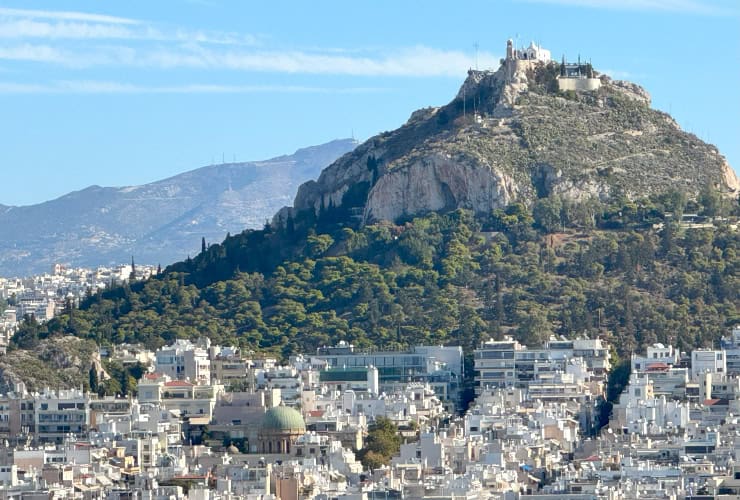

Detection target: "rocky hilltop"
[282, 52, 738, 225]
[0, 337, 101, 393]
[0, 139, 356, 276]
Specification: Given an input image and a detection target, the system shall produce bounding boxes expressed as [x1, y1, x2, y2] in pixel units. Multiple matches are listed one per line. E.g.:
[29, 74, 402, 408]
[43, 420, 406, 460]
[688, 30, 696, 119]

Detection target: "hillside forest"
[12, 188, 740, 403]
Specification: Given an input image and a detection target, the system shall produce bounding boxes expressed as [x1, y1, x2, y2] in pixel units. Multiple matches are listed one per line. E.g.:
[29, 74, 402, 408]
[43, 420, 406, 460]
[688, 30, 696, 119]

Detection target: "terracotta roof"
[164, 380, 194, 387]
[143, 373, 162, 380]
[309, 410, 325, 417]
[645, 362, 670, 371]
[704, 398, 728, 406]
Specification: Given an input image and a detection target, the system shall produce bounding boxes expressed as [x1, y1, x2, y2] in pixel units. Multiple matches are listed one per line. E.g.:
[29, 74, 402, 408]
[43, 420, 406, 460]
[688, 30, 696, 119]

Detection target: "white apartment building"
[691, 349, 726, 381]
[474, 336, 610, 394]
[138, 373, 223, 419]
[632, 343, 681, 372]
[154, 339, 211, 385]
[34, 389, 90, 443]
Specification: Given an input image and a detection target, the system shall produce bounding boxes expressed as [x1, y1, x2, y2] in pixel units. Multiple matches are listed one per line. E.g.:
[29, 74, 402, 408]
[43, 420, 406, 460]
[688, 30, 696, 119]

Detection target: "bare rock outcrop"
[0, 336, 101, 393]
[364, 153, 518, 222]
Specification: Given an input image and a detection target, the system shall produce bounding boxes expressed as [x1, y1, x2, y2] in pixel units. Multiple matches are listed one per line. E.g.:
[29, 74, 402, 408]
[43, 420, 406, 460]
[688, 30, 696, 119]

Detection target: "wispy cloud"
[142, 45, 499, 76]
[0, 80, 389, 94]
[0, 7, 495, 77]
[0, 42, 498, 76]
[0, 7, 138, 25]
[0, 19, 137, 40]
[0, 44, 71, 64]
[0, 7, 258, 45]
[519, 0, 736, 15]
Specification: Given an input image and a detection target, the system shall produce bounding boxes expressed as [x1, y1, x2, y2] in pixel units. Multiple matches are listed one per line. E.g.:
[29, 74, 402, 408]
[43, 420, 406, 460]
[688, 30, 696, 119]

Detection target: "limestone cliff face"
[364, 153, 518, 222]
[285, 59, 738, 226]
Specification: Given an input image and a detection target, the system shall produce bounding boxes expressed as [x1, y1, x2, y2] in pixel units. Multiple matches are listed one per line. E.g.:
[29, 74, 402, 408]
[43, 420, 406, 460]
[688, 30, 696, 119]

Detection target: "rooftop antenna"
[473, 42, 479, 70]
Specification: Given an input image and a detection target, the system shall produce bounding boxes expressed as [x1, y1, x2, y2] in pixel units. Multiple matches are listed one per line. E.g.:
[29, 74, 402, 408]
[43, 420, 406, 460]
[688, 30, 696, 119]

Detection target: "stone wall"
[557, 77, 601, 92]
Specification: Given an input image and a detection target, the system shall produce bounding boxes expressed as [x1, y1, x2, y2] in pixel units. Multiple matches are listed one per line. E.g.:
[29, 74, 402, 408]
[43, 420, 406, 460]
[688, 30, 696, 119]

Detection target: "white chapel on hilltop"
[506, 39, 551, 63]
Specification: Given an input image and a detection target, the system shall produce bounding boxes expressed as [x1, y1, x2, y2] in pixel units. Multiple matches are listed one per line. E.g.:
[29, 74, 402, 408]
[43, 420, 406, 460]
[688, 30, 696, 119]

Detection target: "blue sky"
[0, 0, 738, 206]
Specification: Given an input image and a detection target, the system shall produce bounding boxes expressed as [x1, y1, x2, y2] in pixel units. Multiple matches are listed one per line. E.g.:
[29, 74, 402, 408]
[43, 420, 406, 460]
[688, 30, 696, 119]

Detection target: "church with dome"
[257, 405, 306, 454]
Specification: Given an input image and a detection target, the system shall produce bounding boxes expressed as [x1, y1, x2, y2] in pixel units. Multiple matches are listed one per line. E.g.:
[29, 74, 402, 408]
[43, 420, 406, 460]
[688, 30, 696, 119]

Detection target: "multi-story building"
[473, 337, 522, 391]
[691, 349, 726, 381]
[721, 326, 740, 375]
[257, 367, 303, 405]
[632, 343, 681, 372]
[318, 366, 379, 394]
[138, 373, 223, 419]
[211, 353, 254, 387]
[34, 389, 90, 443]
[0, 394, 34, 439]
[154, 339, 211, 385]
[474, 336, 610, 394]
[314, 343, 463, 406]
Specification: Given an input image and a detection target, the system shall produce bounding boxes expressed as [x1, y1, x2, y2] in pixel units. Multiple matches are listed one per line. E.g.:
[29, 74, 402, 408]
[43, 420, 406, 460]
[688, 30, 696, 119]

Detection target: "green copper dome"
[260, 406, 306, 432]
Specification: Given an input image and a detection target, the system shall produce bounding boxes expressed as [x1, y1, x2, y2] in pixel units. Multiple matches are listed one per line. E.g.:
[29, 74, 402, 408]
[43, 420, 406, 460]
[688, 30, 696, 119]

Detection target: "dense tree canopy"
[15, 192, 739, 383]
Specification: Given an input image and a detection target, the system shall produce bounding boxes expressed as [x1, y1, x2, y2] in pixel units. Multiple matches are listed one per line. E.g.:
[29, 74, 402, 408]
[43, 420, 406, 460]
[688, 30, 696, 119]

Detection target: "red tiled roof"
[645, 362, 670, 371]
[143, 373, 162, 380]
[704, 398, 728, 406]
[164, 380, 193, 387]
[309, 410, 325, 417]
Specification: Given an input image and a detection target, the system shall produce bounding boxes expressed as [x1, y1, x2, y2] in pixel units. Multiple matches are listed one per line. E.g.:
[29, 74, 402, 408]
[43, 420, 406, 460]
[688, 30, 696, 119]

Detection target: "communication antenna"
[474, 42, 479, 70]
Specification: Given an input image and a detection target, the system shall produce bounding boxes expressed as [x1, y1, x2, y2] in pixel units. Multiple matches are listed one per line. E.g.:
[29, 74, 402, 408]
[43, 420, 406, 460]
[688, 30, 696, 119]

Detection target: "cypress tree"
[89, 367, 99, 392]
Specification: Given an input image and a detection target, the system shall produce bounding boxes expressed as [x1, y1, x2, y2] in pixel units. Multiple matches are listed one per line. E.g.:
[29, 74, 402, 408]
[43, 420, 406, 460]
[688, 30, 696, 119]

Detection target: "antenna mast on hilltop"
[474, 42, 479, 70]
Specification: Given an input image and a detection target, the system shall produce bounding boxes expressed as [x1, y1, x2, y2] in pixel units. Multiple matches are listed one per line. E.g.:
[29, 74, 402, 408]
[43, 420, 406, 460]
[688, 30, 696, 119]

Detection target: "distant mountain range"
[0, 139, 357, 277]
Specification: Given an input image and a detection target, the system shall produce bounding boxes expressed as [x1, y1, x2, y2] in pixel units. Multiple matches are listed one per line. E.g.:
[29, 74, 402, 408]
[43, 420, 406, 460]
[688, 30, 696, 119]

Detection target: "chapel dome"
[260, 406, 306, 433]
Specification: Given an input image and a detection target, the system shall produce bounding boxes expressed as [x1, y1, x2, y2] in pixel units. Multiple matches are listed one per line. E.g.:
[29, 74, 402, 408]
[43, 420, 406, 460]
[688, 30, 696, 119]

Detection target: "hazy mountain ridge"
[0, 139, 357, 276]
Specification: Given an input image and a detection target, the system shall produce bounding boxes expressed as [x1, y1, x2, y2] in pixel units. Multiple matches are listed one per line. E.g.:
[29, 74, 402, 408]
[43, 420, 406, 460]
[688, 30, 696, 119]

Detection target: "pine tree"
[202, 237, 207, 254]
[129, 256, 136, 281]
